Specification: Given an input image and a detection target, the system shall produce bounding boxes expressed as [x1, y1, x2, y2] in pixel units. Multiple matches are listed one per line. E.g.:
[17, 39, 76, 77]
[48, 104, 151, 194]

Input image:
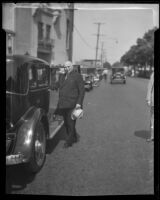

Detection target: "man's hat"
[71, 108, 84, 120]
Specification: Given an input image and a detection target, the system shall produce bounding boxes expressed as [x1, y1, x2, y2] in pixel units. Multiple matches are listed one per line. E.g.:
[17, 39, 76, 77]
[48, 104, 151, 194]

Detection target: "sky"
[72, 3, 159, 65]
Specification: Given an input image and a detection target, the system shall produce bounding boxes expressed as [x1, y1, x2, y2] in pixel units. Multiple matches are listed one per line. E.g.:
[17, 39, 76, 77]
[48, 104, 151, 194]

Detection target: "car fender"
[13, 106, 48, 163]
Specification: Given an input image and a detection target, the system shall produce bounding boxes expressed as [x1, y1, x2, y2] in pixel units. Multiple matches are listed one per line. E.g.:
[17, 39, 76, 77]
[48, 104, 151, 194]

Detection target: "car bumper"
[6, 153, 26, 165]
[111, 77, 126, 81]
[113, 78, 124, 81]
[85, 85, 91, 89]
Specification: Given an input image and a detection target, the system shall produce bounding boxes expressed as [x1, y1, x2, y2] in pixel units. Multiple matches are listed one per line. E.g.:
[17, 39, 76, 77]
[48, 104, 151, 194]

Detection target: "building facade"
[75, 59, 103, 74]
[3, 3, 74, 65]
[49, 3, 74, 65]
[2, 3, 15, 55]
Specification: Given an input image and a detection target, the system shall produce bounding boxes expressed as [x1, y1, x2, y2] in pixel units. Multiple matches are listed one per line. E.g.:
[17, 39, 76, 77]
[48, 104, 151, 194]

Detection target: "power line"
[74, 25, 95, 50]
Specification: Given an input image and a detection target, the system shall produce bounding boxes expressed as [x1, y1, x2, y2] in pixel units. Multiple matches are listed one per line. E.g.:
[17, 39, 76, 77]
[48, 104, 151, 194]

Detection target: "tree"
[103, 61, 111, 69]
[112, 61, 122, 68]
[120, 27, 157, 70]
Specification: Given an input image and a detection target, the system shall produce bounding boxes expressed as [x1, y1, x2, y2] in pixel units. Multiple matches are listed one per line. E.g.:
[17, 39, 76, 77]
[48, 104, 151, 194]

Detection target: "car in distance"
[82, 74, 93, 91]
[110, 67, 126, 84]
[73, 64, 81, 73]
[6, 54, 63, 173]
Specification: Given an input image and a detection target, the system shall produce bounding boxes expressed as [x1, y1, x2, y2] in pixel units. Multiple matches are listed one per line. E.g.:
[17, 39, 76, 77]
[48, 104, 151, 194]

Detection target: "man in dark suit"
[55, 61, 85, 148]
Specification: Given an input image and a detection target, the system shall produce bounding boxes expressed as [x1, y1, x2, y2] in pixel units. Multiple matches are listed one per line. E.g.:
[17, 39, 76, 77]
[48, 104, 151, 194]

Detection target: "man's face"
[64, 65, 69, 74]
[64, 64, 73, 73]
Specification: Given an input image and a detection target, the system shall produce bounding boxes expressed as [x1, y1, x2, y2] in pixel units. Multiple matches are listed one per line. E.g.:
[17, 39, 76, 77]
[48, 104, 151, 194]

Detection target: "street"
[6, 77, 153, 195]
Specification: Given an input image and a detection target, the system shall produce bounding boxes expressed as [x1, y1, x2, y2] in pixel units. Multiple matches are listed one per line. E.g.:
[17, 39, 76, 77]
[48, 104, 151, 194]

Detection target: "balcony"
[38, 38, 55, 53]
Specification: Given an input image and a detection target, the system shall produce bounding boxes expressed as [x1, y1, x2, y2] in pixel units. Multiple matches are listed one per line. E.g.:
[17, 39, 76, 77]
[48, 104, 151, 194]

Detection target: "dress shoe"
[74, 133, 80, 143]
[74, 136, 80, 143]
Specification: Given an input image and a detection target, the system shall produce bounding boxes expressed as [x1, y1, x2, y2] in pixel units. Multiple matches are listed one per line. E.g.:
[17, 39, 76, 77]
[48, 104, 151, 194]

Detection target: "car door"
[49, 67, 59, 113]
[28, 60, 50, 113]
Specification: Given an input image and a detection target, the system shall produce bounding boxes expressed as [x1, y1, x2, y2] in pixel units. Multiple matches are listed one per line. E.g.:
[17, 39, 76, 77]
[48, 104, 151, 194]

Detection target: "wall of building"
[50, 3, 74, 65]
[2, 3, 16, 55]
[79, 59, 102, 68]
[2, 3, 15, 32]
[3, 3, 74, 63]
[14, 7, 37, 56]
[52, 10, 68, 65]
[31, 10, 38, 57]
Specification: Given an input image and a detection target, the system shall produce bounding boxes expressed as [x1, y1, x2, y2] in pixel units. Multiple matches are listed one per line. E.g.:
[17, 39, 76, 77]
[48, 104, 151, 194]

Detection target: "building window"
[7, 34, 13, 55]
[38, 22, 43, 40]
[46, 24, 51, 40]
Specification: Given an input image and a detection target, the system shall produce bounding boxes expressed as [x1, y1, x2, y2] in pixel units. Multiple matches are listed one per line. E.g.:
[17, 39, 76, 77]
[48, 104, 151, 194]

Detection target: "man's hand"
[75, 104, 81, 109]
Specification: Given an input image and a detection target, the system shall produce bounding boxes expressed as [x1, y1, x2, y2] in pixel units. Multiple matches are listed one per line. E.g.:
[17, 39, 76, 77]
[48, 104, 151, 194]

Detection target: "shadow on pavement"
[46, 125, 67, 154]
[6, 165, 36, 194]
[134, 130, 150, 139]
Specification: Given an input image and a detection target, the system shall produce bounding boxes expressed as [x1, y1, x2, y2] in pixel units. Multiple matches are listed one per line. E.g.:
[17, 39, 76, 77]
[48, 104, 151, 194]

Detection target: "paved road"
[6, 77, 153, 195]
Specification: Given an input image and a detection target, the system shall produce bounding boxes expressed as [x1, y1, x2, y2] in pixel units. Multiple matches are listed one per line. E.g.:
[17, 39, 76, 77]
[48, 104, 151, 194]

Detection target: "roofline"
[7, 54, 50, 65]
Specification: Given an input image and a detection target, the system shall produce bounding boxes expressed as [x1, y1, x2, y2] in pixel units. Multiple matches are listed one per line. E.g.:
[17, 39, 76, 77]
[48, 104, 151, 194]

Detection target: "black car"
[110, 67, 126, 84]
[73, 64, 81, 73]
[82, 74, 93, 91]
[6, 55, 64, 173]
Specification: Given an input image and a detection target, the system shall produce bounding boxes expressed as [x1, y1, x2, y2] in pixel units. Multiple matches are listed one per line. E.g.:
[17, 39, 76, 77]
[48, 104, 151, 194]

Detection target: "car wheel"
[26, 121, 46, 173]
[124, 80, 126, 84]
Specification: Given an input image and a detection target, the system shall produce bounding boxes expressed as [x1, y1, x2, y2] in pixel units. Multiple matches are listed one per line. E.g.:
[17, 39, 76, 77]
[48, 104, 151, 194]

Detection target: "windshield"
[112, 68, 124, 74]
[6, 57, 28, 94]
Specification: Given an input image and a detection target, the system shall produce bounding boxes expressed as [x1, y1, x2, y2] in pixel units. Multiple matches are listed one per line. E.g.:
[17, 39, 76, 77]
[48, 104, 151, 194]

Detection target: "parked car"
[82, 74, 93, 91]
[73, 64, 81, 73]
[92, 74, 100, 87]
[6, 55, 64, 173]
[110, 67, 126, 84]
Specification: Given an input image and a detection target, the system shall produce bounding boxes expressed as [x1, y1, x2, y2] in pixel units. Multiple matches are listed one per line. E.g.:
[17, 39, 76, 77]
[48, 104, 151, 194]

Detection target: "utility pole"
[93, 22, 105, 68]
[101, 42, 104, 67]
[104, 50, 107, 63]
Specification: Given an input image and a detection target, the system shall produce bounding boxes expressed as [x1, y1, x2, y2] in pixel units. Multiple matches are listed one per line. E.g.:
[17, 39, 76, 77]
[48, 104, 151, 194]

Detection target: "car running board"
[49, 120, 64, 139]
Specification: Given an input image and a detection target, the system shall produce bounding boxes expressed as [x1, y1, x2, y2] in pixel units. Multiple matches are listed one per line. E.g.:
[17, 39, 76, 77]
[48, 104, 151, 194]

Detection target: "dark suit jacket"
[56, 71, 85, 109]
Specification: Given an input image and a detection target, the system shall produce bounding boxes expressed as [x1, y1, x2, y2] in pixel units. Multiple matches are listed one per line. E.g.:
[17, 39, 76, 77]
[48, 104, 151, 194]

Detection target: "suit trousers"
[59, 108, 77, 145]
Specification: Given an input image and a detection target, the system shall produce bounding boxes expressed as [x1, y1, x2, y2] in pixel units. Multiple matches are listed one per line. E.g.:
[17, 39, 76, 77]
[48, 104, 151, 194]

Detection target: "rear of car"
[110, 67, 126, 84]
[82, 74, 93, 91]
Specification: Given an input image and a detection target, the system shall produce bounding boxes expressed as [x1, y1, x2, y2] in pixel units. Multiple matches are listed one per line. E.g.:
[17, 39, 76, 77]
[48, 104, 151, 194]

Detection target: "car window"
[112, 68, 124, 73]
[37, 64, 49, 87]
[50, 68, 58, 89]
[29, 63, 37, 89]
[29, 61, 49, 89]
[6, 58, 28, 94]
